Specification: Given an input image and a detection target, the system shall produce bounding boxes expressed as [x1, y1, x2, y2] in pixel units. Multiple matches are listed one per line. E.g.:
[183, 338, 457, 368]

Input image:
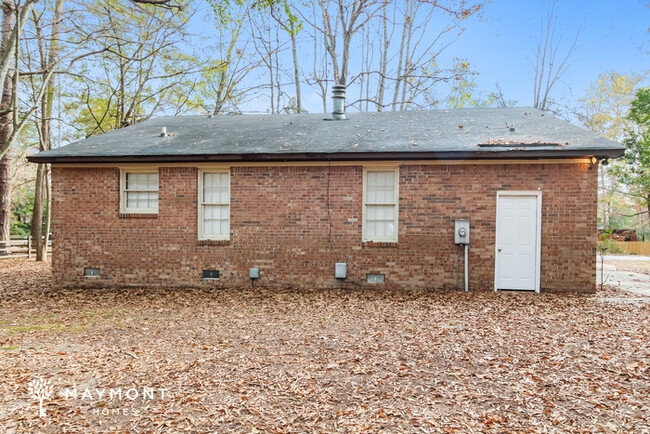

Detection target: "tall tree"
[2, 0, 251, 254]
[532, 0, 580, 111]
[269, 1, 302, 112]
[0, 0, 15, 256]
[65, 0, 201, 138]
[304, 1, 330, 113]
[577, 71, 647, 141]
[3, 0, 117, 254]
[307, 0, 485, 112]
[317, 0, 384, 87]
[249, 10, 287, 114]
[194, 1, 269, 115]
[28, 0, 63, 261]
[389, 1, 484, 111]
[373, 0, 391, 111]
[611, 88, 650, 220]
[577, 71, 647, 230]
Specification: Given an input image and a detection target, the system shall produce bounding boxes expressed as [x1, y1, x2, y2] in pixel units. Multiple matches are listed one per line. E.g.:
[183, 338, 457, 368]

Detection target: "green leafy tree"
[446, 78, 496, 109]
[611, 88, 650, 219]
[11, 186, 34, 238]
[577, 71, 646, 142]
[193, 2, 261, 116]
[64, 0, 203, 139]
[577, 71, 648, 230]
[444, 64, 517, 109]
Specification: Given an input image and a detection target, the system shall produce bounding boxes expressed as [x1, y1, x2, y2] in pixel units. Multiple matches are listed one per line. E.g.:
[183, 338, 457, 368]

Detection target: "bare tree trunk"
[31, 0, 62, 261]
[376, 2, 390, 111]
[268, 1, 301, 113]
[391, 0, 410, 110]
[275, 26, 281, 113]
[399, 1, 414, 110]
[268, 25, 275, 114]
[310, 7, 327, 114]
[31, 163, 44, 259]
[43, 165, 51, 260]
[33, 30, 46, 261]
[339, 23, 351, 84]
[320, 0, 339, 83]
[532, 0, 579, 110]
[357, 24, 373, 111]
[600, 167, 608, 230]
[213, 71, 226, 115]
[117, 39, 125, 128]
[0, 1, 15, 256]
[359, 26, 365, 110]
[289, 23, 301, 113]
[212, 12, 248, 116]
[0, 150, 10, 256]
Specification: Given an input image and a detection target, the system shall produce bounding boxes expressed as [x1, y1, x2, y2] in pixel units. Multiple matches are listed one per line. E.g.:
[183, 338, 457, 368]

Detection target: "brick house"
[29, 106, 623, 292]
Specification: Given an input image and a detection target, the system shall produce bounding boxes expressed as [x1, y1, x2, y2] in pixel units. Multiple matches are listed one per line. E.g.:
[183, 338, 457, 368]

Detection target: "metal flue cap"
[332, 84, 346, 99]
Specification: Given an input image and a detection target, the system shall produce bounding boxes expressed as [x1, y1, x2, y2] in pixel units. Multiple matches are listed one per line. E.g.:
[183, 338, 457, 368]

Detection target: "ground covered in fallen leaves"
[1, 257, 649, 433]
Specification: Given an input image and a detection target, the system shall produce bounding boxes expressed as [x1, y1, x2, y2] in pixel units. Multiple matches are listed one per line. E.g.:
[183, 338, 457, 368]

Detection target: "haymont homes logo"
[27, 376, 168, 418]
[28, 377, 54, 418]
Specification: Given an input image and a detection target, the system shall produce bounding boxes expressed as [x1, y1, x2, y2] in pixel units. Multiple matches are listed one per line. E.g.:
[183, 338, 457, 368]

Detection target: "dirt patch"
[1, 257, 649, 432]
[608, 259, 650, 276]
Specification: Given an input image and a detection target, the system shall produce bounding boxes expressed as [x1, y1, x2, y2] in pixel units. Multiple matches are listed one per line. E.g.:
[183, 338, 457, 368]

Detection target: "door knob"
[498, 249, 502, 252]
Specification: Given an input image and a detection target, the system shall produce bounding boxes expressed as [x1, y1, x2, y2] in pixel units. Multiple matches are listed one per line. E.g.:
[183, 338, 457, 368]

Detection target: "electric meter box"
[335, 263, 347, 279]
[455, 219, 470, 245]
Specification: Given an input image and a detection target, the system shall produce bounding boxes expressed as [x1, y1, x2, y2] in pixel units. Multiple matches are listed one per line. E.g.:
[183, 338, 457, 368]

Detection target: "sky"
[188, 0, 650, 114]
[453, 0, 650, 108]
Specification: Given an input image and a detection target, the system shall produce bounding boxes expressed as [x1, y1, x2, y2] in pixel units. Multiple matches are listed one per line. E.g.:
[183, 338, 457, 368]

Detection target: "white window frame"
[362, 166, 399, 242]
[120, 169, 159, 214]
[198, 169, 231, 241]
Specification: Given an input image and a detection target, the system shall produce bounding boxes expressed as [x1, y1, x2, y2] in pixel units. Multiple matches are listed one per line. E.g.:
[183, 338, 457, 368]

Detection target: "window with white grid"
[199, 171, 230, 240]
[363, 168, 399, 242]
[121, 171, 159, 214]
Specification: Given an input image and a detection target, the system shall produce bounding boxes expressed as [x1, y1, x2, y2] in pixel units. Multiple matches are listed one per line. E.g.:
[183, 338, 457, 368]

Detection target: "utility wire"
[326, 161, 340, 263]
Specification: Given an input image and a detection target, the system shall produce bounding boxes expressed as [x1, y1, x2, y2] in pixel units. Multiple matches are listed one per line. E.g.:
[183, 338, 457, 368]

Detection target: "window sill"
[119, 213, 159, 219]
[362, 241, 398, 248]
[198, 239, 230, 246]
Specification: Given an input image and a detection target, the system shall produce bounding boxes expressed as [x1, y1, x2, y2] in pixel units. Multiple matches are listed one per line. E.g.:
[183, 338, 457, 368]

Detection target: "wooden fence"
[5, 237, 51, 258]
[613, 241, 650, 256]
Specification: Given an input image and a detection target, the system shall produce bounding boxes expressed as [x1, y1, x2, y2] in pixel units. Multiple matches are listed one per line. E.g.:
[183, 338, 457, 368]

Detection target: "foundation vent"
[202, 270, 220, 280]
[366, 274, 385, 284]
[84, 268, 100, 277]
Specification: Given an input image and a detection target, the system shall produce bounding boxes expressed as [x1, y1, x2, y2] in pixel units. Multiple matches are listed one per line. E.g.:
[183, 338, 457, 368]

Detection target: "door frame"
[494, 191, 543, 293]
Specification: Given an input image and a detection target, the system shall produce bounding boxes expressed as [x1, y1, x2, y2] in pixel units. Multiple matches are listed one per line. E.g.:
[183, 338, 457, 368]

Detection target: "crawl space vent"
[202, 270, 220, 280]
[84, 268, 100, 277]
[366, 274, 385, 284]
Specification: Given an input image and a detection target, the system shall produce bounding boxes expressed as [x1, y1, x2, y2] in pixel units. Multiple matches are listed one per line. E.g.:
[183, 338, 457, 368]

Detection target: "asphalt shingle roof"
[29, 107, 624, 163]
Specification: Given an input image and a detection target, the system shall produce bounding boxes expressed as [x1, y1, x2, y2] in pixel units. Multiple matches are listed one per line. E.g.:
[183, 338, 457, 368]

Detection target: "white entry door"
[495, 193, 541, 292]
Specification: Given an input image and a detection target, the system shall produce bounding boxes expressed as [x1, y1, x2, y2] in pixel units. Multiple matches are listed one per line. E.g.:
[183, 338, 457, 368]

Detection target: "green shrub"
[597, 239, 625, 255]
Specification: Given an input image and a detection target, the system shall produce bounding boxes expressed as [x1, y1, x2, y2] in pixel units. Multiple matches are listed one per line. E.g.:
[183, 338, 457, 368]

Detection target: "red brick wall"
[51, 162, 597, 292]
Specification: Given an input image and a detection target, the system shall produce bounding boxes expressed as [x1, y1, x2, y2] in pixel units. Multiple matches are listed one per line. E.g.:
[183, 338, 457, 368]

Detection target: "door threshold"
[496, 288, 538, 293]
